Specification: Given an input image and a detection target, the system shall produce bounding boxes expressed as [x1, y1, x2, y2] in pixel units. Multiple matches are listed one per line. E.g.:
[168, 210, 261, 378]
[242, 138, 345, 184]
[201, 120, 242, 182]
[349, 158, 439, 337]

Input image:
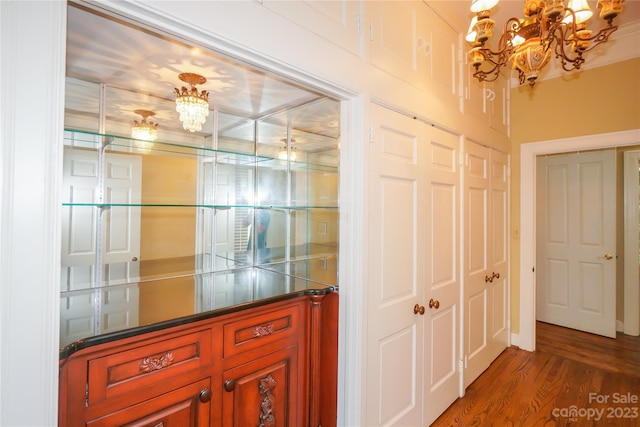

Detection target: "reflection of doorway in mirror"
[61, 147, 141, 345]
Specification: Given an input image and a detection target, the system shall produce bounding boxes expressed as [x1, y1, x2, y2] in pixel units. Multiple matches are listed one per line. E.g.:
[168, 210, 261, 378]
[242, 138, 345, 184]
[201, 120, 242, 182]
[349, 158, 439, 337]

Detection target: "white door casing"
[518, 130, 640, 352]
[536, 150, 616, 338]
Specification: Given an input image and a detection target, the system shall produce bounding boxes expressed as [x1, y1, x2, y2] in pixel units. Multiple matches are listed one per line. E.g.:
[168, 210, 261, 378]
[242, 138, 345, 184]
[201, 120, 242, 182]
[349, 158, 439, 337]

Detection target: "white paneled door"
[462, 141, 509, 389]
[536, 150, 616, 338]
[423, 125, 461, 426]
[366, 104, 460, 426]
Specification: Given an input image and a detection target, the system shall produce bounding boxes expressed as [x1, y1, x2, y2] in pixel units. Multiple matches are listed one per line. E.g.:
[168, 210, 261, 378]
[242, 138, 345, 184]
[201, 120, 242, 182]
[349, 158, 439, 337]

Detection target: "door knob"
[428, 298, 440, 309]
[224, 379, 236, 392]
[199, 388, 212, 403]
[485, 275, 493, 283]
[413, 303, 425, 315]
[597, 253, 614, 260]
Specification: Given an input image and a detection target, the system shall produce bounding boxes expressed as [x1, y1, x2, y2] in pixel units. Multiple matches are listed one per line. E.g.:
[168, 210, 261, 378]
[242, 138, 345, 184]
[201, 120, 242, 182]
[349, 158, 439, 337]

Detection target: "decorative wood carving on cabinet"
[58, 293, 338, 427]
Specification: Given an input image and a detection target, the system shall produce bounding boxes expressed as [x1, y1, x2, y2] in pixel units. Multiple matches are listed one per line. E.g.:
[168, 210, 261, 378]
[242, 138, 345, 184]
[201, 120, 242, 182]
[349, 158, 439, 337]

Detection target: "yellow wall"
[509, 58, 640, 333]
[139, 154, 198, 324]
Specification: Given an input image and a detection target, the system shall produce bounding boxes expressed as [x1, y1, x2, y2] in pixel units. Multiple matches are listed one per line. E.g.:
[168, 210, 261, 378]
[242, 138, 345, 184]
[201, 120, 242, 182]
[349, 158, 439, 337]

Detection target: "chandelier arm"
[545, 23, 581, 71]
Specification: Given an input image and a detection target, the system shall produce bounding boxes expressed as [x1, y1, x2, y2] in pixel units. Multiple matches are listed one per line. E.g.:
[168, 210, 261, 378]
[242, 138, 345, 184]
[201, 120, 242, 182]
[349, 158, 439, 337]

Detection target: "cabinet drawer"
[88, 329, 212, 406]
[223, 303, 301, 359]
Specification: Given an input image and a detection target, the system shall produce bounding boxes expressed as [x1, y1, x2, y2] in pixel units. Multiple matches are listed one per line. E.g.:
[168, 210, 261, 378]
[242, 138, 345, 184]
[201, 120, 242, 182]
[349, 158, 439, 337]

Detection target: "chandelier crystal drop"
[131, 109, 158, 143]
[174, 73, 210, 132]
[466, 0, 625, 87]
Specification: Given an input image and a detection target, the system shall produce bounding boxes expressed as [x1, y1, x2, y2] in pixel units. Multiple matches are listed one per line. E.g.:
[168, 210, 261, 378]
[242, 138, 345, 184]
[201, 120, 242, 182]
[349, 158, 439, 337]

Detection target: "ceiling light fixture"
[466, 0, 625, 86]
[174, 73, 209, 132]
[279, 138, 297, 161]
[131, 109, 158, 142]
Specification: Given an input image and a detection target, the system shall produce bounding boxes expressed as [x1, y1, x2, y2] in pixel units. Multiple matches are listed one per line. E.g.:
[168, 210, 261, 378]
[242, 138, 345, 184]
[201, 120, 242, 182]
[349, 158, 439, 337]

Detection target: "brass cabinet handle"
[199, 388, 212, 403]
[428, 298, 440, 309]
[493, 272, 500, 279]
[413, 303, 425, 315]
[224, 379, 236, 392]
[485, 275, 493, 283]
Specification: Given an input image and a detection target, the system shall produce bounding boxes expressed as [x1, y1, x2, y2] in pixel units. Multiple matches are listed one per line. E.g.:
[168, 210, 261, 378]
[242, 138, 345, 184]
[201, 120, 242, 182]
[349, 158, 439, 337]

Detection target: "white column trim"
[0, 1, 66, 425]
[519, 129, 640, 351]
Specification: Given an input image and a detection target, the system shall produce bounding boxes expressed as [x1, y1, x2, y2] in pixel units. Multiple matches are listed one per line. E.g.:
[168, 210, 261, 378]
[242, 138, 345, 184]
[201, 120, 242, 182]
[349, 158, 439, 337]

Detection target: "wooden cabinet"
[59, 293, 338, 427]
[222, 346, 301, 427]
[86, 378, 212, 427]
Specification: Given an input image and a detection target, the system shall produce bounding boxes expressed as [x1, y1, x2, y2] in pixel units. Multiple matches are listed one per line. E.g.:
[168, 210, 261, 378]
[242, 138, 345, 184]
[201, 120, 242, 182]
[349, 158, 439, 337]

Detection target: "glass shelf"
[64, 129, 340, 171]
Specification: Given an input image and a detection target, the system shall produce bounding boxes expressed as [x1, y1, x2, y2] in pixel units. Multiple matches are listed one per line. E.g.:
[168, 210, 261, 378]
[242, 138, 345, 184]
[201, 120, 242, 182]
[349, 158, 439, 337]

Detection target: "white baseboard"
[617, 320, 624, 332]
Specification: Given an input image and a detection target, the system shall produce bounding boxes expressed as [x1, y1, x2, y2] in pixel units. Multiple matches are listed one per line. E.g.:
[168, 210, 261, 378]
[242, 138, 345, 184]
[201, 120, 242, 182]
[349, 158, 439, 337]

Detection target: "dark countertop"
[60, 266, 336, 360]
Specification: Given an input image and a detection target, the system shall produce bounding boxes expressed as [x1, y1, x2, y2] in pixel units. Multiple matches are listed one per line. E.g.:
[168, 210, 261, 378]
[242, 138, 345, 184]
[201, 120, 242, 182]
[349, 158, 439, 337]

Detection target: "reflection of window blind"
[234, 167, 250, 256]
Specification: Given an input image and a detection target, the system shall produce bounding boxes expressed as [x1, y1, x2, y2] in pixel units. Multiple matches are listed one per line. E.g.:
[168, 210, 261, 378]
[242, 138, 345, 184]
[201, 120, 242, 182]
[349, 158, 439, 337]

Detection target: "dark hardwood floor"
[431, 322, 640, 426]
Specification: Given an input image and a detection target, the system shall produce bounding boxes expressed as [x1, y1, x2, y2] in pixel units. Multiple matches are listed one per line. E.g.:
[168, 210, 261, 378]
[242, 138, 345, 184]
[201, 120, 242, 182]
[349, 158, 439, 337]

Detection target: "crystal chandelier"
[278, 138, 297, 161]
[466, 0, 625, 86]
[174, 73, 209, 132]
[131, 109, 158, 142]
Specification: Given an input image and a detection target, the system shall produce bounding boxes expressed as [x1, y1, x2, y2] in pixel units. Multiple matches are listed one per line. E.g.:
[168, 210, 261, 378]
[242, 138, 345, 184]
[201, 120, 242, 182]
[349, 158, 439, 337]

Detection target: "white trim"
[519, 129, 640, 351]
[623, 150, 640, 336]
[510, 332, 522, 348]
[0, 1, 66, 425]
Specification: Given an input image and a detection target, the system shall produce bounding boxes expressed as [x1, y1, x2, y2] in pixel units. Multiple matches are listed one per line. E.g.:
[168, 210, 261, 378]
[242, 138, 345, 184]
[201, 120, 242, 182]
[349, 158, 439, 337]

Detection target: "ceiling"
[65, 1, 639, 148]
[65, 4, 341, 154]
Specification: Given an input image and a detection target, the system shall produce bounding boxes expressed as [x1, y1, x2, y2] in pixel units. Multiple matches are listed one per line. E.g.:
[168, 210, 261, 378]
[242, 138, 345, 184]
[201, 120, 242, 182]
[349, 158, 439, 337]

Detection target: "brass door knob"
[413, 303, 425, 315]
[493, 272, 500, 279]
[428, 298, 440, 309]
[598, 253, 614, 260]
[485, 275, 493, 283]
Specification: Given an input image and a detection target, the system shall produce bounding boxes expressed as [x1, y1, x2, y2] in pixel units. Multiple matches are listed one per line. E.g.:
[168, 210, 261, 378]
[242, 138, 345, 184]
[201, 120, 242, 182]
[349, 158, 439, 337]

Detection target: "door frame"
[517, 129, 640, 351]
[623, 150, 640, 336]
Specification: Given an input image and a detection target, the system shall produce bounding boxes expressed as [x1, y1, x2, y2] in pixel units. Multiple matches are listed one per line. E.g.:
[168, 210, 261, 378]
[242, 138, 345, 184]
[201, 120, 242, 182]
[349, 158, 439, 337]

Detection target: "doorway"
[535, 149, 617, 338]
[518, 130, 640, 351]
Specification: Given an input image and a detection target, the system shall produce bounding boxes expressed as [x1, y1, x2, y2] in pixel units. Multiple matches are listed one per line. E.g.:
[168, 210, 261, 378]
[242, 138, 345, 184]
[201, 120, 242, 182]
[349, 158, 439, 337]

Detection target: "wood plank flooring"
[430, 322, 640, 426]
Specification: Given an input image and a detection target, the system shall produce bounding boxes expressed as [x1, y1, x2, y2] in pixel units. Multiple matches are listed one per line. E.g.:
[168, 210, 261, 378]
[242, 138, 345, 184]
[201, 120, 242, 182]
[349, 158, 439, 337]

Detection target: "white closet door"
[463, 141, 509, 388]
[423, 126, 461, 425]
[366, 104, 426, 426]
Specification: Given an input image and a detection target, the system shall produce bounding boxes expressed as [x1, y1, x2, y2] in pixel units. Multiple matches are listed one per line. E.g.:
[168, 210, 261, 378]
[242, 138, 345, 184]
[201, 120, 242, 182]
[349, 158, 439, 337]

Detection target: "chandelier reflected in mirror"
[131, 109, 158, 143]
[278, 138, 297, 161]
[174, 73, 209, 132]
[466, 0, 625, 86]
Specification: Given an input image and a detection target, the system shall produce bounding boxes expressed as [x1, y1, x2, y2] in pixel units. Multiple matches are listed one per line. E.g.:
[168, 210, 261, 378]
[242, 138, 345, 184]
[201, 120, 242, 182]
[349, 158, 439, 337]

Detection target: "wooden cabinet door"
[222, 345, 302, 427]
[86, 378, 212, 427]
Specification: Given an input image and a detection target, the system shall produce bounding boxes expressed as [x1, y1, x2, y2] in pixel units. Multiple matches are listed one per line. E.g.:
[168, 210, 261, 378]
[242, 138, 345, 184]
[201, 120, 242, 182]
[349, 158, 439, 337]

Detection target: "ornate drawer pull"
[253, 322, 275, 337]
[139, 352, 174, 373]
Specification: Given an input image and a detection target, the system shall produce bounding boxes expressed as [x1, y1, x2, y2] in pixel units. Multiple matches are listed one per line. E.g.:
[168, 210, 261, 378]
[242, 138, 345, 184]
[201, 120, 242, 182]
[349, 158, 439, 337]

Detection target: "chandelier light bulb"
[466, 0, 624, 86]
[174, 73, 210, 132]
[131, 109, 158, 143]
